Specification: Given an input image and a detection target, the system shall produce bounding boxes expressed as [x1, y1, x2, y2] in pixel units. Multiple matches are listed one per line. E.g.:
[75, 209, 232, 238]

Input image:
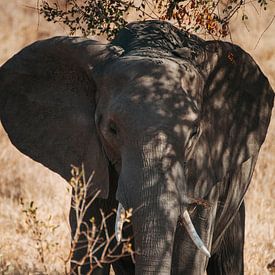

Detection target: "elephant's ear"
[0, 37, 123, 198]
[175, 41, 274, 199]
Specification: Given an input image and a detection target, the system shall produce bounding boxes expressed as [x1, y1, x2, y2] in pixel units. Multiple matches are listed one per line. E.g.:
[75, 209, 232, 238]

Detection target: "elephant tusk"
[115, 203, 126, 242]
[182, 210, 211, 258]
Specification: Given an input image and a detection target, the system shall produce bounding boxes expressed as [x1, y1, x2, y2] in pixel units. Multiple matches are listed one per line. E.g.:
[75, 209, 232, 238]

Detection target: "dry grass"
[0, 1, 274, 274]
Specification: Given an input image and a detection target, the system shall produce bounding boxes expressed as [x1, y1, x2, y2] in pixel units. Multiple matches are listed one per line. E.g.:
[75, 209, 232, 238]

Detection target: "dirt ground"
[0, 1, 274, 274]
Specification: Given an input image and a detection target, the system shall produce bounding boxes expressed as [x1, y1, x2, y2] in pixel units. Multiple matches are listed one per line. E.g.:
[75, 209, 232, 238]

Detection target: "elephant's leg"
[69, 167, 135, 275]
[69, 167, 119, 274]
[112, 256, 135, 275]
[112, 222, 135, 275]
[70, 199, 135, 275]
[207, 202, 245, 275]
[69, 196, 114, 274]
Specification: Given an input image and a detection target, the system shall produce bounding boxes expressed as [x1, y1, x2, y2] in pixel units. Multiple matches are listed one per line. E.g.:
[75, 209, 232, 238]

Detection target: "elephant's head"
[0, 21, 273, 274]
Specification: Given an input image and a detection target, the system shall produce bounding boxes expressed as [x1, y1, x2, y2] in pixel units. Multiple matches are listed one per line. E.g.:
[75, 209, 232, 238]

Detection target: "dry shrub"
[0, 1, 274, 274]
[12, 166, 133, 274]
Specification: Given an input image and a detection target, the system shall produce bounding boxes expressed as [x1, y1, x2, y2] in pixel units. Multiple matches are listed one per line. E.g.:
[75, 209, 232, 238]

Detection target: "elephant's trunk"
[116, 206, 211, 258]
[132, 184, 179, 275]
[116, 132, 182, 274]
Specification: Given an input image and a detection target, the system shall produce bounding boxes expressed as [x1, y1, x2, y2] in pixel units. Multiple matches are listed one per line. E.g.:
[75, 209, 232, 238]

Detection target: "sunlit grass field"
[0, 1, 274, 273]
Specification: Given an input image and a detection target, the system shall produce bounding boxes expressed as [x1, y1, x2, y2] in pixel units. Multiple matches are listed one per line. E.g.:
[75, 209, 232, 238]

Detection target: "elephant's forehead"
[106, 56, 182, 84]
[100, 57, 200, 128]
[103, 56, 202, 107]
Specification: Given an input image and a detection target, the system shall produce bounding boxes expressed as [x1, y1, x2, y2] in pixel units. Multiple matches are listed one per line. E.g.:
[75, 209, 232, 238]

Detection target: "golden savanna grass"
[0, 1, 274, 274]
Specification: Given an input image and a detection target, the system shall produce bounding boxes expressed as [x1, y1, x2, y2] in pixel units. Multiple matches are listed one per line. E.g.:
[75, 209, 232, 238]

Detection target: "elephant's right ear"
[0, 37, 123, 198]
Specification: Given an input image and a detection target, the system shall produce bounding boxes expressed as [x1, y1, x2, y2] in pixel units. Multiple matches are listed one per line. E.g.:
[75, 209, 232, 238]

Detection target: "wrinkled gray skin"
[0, 21, 274, 275]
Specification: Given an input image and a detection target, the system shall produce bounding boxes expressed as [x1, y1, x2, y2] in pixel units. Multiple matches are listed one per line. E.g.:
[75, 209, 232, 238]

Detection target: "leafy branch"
[39, 0, 271, 39]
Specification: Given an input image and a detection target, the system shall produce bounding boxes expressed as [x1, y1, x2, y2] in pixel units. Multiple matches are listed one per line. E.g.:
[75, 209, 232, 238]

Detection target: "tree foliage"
[39, 0, 269, 40]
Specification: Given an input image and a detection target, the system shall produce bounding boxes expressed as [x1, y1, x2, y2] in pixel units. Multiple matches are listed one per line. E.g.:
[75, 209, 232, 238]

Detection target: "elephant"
[0, 20, 273, 275]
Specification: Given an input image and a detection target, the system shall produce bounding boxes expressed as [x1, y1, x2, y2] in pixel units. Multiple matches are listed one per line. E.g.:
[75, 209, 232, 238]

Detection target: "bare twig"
[254, 15, 275, 49]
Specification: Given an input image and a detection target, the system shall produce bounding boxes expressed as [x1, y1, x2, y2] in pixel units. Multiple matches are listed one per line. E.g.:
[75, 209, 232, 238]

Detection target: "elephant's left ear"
[176, 41, 274, 198]
[202, 41, 274, 179]
[0, 37, 123, 198]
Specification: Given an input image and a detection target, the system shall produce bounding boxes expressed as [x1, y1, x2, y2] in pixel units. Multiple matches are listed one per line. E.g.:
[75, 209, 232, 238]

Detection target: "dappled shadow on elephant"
[0, 20, 273, 274]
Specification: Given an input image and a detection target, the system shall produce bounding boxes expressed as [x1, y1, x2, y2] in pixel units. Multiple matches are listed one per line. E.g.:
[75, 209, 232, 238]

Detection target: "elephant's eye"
[190, 126, 199, 139]
[109, 121, 118, 135]
[186, 125, 200, 151]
